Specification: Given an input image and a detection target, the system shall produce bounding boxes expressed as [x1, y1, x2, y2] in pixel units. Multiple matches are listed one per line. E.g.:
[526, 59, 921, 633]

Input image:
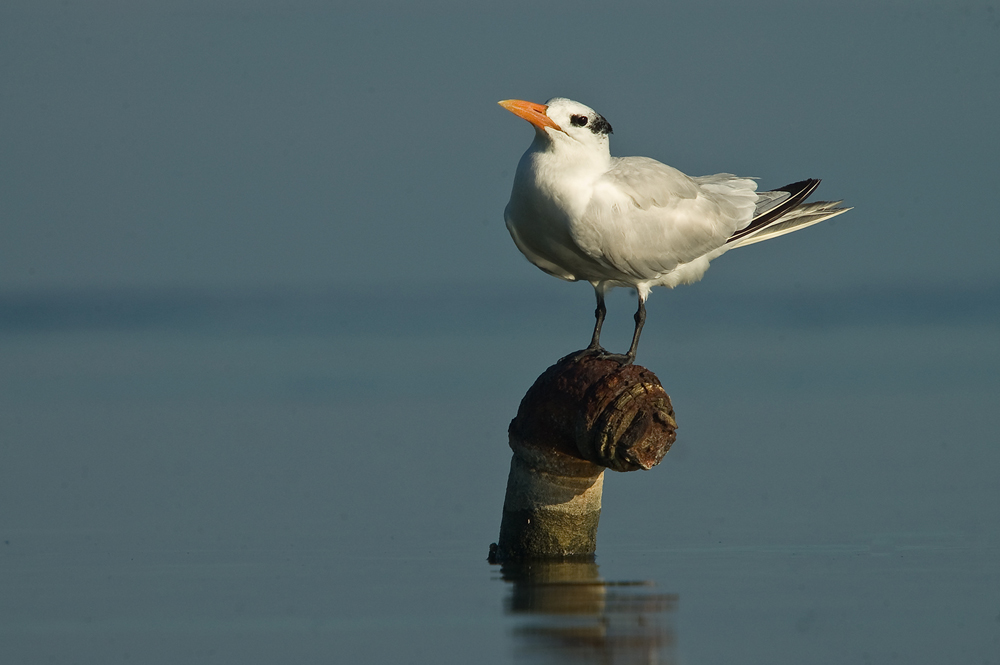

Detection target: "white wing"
[572, 157, 758, 280]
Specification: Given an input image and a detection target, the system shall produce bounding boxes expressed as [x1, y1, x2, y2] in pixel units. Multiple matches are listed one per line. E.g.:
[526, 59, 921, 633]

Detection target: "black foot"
[565, 347, 634, 365]
[596, 351, 634, 366]
[568, 345, 606, 360]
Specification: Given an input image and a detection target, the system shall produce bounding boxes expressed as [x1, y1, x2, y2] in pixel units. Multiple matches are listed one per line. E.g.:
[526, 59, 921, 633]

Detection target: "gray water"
[2, 1, 999, 662]
[2, 285, 998, 663]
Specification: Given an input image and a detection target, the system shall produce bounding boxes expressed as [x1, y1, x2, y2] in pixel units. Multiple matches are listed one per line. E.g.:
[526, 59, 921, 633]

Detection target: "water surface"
[2, 286, 997, 663]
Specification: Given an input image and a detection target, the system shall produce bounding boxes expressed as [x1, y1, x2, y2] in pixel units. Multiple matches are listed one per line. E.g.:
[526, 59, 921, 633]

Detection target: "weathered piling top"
[509, 352, 677, 473]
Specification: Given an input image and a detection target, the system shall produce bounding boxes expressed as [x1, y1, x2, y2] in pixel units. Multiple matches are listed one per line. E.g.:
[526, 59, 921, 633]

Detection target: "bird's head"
[499, 97, 613, 152]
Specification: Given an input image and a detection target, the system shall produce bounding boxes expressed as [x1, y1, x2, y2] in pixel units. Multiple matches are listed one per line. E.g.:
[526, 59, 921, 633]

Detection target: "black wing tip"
[776, 178, 821, 197]
[726, 178, 824, 245]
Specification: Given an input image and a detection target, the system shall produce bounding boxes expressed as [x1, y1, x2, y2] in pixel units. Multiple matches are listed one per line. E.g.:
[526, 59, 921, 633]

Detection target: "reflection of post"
[498, 560, 678, 664]
[490, 353, 677, 561]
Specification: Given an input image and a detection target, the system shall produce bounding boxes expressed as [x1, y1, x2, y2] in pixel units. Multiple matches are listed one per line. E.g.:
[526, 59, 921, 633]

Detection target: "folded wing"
[574, 157, 758, 280]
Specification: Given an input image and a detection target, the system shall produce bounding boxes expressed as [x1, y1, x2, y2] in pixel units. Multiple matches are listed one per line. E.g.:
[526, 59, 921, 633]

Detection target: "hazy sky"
[2, 0, 998, 295]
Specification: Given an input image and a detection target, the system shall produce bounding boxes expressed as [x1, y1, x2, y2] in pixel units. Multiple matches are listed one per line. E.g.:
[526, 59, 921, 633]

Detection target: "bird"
[499, 97, 849, 364]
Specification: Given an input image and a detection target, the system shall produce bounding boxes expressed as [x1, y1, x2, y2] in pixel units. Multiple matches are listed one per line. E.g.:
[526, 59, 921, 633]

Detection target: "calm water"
[2, 284, 998, 663]
[3, 1, 998, 661]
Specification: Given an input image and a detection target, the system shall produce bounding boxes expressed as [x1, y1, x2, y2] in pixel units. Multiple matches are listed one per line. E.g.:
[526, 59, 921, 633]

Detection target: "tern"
[500, 97, 849, 363]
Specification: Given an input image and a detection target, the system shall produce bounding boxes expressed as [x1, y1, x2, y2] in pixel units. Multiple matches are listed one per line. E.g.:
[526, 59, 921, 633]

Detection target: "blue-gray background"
[2, 1, 998, 663]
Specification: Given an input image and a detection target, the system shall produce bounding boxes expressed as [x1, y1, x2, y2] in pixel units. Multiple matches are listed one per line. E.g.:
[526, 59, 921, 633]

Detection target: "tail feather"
[727, 179, 849, 248]
[731, 200, 851, 247]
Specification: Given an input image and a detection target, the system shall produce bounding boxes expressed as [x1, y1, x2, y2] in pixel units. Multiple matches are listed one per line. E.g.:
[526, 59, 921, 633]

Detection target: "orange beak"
[498, 99, 562, 132]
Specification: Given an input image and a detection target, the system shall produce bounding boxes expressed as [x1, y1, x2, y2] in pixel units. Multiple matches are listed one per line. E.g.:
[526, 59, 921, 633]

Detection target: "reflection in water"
[496, 560, 677, 664]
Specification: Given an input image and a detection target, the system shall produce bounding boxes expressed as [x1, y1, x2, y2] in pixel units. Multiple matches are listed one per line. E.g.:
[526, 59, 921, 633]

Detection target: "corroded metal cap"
[508, 352, 677, 473]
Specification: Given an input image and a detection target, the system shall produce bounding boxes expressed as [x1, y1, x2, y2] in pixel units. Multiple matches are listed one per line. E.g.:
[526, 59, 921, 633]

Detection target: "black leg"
[587, 290, 607, 351]
[624, 297, 646, 364]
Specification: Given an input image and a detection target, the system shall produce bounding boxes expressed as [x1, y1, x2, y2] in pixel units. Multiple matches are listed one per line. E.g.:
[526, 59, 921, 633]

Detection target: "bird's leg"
[587, 290, 607, 352]
[571, 289, 608, 360]
[623, 297, 646, 365]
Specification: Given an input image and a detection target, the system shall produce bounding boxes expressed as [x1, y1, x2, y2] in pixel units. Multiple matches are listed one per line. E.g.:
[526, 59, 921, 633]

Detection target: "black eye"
[570, 114, 588, 127]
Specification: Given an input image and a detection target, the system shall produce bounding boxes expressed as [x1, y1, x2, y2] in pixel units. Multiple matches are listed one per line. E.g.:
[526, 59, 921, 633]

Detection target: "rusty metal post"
[490, 352, 677, 562]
